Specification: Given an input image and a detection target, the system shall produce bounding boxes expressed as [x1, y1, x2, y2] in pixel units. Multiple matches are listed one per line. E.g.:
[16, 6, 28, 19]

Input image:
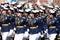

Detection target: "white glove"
[44, 29, 48, 33]
[24, 31, 29, 38]
[27, 29, 29, 32]
[41, 34, 44, 38]
[14, 28, 16, 31]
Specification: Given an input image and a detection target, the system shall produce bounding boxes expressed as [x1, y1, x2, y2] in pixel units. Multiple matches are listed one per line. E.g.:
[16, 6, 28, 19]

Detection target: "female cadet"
[47, 10, 58, 40]
[1, 7, 11, 40]
[28, 10, 39, 40]
[14, 9, 27, 40]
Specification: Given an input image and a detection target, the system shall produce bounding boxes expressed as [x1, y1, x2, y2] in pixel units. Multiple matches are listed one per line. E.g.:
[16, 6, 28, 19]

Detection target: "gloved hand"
[44, 29, 48, 33]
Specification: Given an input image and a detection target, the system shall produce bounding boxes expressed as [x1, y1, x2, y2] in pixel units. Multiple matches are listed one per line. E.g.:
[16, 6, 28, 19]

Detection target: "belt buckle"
[16, 26, 24, 28]
[49, 26, 56, 28]
[2, 24, 9, 27]
[30, 26, 38, 29]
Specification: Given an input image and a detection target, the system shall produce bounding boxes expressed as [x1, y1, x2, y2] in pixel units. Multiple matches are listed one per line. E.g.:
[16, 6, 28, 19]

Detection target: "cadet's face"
[39, 12, 44, 16]
[24, 13, 28, 16]
[17, 13, 22, 17]
[30, 13, 34, 17]
[49, 14, 53, 18]
[47, 8, 50, 12]
[39, 13, 42, 16]
[1, 9, 3, 11]
[8, 10, 11, 13]
[2, 11, 6, 15]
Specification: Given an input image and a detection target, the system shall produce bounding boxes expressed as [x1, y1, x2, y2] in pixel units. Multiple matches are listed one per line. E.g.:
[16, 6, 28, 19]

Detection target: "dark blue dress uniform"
[23, 9, 30, 32]
[27, 17, 39, 34]
[0, 14, 13, 40]
[24, 16, 29, 32]
[9, 14, 15, 30]
[38, 14, 48, 38]
[28, 17, 39, 40]
[47, 17, 58, 40]
[41, 14, 48, 33]
[1, 14, 11, 32]
[47, 17, 58, 34]
[47, 10, 58, 40]
[38, 16, 44, 34]
[56, 14, 60, 34]
[27, 10, 40, 34]
[14, 9, 28, 40]
[7, 14, 16, 37]
[14, 16, 27, 34]
[23, 9, 31, 38]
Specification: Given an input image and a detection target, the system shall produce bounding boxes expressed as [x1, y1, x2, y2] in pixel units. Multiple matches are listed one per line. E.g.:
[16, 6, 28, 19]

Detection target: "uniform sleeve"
[55, 18, 59, 31]
[43, 24, 48, 33]
[9, 16, 15, 29]
[43, 18, 48, 33]
[25, 18, 29, 32]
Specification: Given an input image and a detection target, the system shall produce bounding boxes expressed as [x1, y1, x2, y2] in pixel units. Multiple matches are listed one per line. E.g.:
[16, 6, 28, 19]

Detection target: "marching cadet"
[38, 9, 48, 40]
[7, 7, 15, 40]
[41, 10, 48, 40]
[14, 9, 27, 40]
[28, 10, 39, 40]
[0, 7, 12, 40]
[23, 8, 31, 39]
[37, 10, 44, 40]
[47, 10, 58, 40]
[56, 10, 60, 40]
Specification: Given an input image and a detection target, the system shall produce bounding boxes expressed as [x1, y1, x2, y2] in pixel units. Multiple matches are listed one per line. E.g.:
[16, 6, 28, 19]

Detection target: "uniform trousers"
[14, 33, 24, 40]
[2, 32, 9, 40]
[29, 33, 39, 40]
[24, 31, 29, 39]
[49, 33, 57, 40]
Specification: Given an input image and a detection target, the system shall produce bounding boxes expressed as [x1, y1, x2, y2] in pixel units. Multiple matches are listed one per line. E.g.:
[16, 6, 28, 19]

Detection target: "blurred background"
[0, 0, 60, 6]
